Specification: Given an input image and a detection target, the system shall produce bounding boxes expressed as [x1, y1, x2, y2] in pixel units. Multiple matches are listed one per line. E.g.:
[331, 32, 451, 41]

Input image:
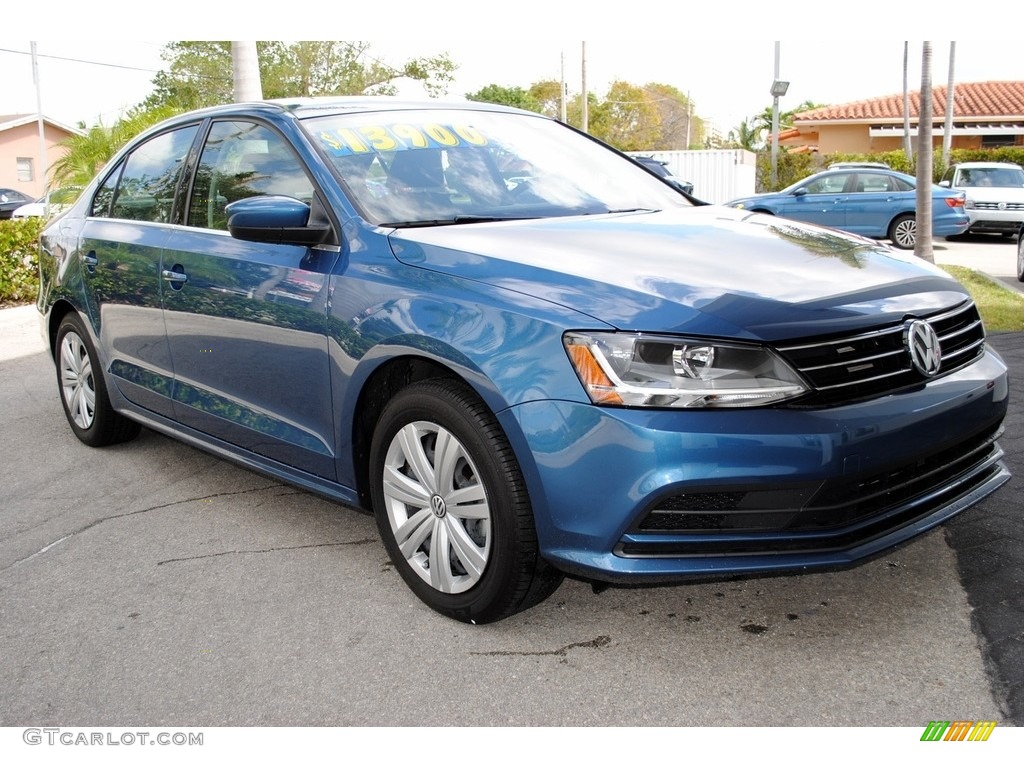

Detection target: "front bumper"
[965, 206, 1024, 233]
[502, 346, 1009, 582]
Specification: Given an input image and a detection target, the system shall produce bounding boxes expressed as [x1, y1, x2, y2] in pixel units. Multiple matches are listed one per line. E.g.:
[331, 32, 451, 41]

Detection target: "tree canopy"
[144, 41, 456, 112]
[465, 79, 704, 152]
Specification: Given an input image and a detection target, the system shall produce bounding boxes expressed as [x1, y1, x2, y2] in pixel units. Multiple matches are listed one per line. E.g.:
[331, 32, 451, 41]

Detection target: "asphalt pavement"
[0, 232, 1020, 729]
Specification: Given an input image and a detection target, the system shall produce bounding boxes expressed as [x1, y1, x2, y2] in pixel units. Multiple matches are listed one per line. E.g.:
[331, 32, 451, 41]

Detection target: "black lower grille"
[626, 422, 1005, 556]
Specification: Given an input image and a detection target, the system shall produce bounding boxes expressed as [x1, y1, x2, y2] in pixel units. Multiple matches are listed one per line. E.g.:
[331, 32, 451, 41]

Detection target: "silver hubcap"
[381, 421, 491, 594]
[893, 218, 916, 247]
[60, 331, 96, 430]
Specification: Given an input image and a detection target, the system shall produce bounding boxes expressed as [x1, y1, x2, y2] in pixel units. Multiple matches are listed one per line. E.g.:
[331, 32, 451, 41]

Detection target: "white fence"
[629, 149, 757, 205]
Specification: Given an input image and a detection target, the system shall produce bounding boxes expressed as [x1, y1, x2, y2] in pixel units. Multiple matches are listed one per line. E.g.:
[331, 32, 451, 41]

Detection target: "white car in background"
[11, 187, 80, 219]
[939, 161, 1024, 237]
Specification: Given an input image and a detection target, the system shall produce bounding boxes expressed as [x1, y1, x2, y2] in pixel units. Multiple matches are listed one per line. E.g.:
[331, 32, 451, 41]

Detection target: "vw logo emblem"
[430, 494, 447, 518]
[905, 320, 942, 376]
[998, 201, 1007, 211]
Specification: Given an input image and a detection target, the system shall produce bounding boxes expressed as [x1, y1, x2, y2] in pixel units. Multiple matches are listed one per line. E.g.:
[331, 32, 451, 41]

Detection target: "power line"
[0, 46, 163, 75]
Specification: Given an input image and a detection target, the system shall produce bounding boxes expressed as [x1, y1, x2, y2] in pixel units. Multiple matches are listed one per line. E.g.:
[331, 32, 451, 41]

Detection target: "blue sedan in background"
[726, 168, 969, 248]
[37, 99, 1008, 623]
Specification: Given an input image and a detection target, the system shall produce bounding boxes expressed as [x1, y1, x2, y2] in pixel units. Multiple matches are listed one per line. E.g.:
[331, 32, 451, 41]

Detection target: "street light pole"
[769, 42, 789, 190]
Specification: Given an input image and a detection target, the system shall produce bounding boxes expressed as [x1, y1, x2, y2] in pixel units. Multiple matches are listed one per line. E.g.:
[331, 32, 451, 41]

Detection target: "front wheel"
[888, 214, 916, 249]
[369, 379, 562, 623]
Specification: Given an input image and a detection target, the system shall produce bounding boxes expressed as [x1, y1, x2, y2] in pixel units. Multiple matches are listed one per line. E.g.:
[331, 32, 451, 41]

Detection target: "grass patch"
[940, 265, 1024, 332]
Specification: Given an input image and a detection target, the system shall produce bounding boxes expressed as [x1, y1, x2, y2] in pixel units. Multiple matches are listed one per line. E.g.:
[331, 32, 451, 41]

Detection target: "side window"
[805, 174, 850, 195]
[189, 121, 315, 231]
[857, 174, 895, 193]
[91, 162, 124, 218]
[107, 126, 198, 223]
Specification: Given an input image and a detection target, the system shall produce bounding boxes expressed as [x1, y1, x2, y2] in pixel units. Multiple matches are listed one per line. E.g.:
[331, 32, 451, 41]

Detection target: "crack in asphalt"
[470, 635, 612, 657]
[156, 538, 377, 565]
[3, 484, 284, 572]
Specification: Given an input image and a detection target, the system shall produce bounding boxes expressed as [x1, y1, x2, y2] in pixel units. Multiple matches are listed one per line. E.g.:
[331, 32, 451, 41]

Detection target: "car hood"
[386, 206, 967, 342]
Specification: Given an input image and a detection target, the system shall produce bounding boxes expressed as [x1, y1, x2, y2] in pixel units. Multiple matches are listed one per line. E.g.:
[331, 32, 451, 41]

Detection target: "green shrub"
[823, 147, 1024, 183]
[0, 218, 44, 305]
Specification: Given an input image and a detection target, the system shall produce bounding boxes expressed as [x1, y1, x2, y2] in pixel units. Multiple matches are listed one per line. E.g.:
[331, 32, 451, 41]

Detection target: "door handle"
[162, 268, 188, 284]
[82, 250, 98, 273]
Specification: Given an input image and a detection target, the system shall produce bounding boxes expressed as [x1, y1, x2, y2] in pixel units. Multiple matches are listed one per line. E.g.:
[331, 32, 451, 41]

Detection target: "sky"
[4, 7, 1024, 136]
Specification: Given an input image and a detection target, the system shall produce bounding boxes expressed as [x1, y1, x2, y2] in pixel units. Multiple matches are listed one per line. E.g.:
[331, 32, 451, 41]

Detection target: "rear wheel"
[369, 379, 562, 623]
[888, 214, 916, 249]
[55, 314, 140, 447]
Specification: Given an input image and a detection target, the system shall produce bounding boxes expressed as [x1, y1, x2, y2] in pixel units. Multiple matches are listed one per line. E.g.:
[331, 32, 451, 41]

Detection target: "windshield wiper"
[380, 215, 540, 228]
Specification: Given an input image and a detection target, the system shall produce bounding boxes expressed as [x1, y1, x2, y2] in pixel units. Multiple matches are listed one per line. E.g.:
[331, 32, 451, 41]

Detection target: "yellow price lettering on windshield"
[452, 124, 487, 145]
[360, 125, 397, 151]
[423, 124, 459, 146]
[337, 129, 369, 153]
[319, 131, 344, 152]
[319, 123, 490, 154]
[391, 124, 429, 148]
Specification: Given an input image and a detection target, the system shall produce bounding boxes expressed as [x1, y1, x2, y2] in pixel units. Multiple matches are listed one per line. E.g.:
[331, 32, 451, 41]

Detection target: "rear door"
[77, 124, 200, 416]
[843, 172, 914, 237]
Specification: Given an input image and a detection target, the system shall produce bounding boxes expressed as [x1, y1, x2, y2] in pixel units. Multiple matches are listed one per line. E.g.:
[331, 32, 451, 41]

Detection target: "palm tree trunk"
[915, 42, 934, 263]
[942, 42, 956, 170]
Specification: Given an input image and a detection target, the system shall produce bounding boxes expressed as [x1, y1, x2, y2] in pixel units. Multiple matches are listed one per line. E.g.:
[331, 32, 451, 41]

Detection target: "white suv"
[939, 161, 1024, 236]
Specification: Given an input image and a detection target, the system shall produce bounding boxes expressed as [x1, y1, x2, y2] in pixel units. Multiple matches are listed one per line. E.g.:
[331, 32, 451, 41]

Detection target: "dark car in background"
[632, 155, 695, 195]
[1, 187, 33, 219]
[37, 98, 1009, 623]
[726, 167, 969, 249]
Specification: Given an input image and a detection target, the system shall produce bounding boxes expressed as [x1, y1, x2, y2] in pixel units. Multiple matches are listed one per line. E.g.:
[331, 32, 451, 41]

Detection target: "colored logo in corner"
[921, 720, 997, 741]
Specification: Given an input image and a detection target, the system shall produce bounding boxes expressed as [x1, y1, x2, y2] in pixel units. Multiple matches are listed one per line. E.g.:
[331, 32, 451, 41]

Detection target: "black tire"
[888, 214, 916, 249]
[369, 379, 562, 623]
[54, 314, 141, 447]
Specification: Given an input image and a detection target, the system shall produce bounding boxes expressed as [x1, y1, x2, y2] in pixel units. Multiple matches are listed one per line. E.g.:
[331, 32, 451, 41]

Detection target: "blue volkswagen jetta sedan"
[726, 167, 970, 249]
[38, 98, 1010, 623]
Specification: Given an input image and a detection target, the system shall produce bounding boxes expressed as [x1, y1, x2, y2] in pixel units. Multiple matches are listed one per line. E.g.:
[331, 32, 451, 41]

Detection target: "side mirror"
[938, 180, 951, 188]
[793, 187, 808, 197]
[226, 195, 330, 246]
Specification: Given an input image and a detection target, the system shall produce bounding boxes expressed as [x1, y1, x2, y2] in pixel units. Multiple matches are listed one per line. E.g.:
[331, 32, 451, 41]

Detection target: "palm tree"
[915, 42, 934, 263]
[942, 42, 956, 169]
[50, 106, 182, 189]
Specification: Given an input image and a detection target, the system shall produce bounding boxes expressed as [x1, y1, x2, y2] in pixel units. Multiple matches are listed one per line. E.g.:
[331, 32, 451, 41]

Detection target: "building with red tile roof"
[781, 81, 1024, 156]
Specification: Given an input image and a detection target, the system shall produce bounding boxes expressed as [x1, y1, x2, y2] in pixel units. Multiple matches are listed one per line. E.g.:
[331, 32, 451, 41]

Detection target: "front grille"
[776, 301, 985, 407]
[974, 201, 1024, 211]
[624, 422, 1004, 557]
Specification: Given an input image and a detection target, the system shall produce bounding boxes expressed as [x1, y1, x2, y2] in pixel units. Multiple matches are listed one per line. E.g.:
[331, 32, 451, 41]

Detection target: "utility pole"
[581, 42, 588, 134]
[560, 51, 567, 123]
[903, 42, 912, 164]
[915, 42, 934, 263]
[31, 43, 49, 206]
[769, 42, 789, 190]
[232, 42, 263, 102]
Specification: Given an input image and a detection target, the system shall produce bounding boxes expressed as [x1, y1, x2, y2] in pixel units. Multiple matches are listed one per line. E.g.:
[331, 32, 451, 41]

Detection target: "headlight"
[964, 198, 976, 209]
[563, 332, 808, 408]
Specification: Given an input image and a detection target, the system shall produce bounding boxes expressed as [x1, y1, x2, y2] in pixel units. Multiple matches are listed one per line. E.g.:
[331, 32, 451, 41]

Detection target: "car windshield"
[958, 167, 1024, 187]
[303, 109, 691, 226]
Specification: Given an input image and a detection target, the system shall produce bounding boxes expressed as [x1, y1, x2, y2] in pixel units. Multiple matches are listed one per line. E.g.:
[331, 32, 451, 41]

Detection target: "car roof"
[950, 161, 1023, 169]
